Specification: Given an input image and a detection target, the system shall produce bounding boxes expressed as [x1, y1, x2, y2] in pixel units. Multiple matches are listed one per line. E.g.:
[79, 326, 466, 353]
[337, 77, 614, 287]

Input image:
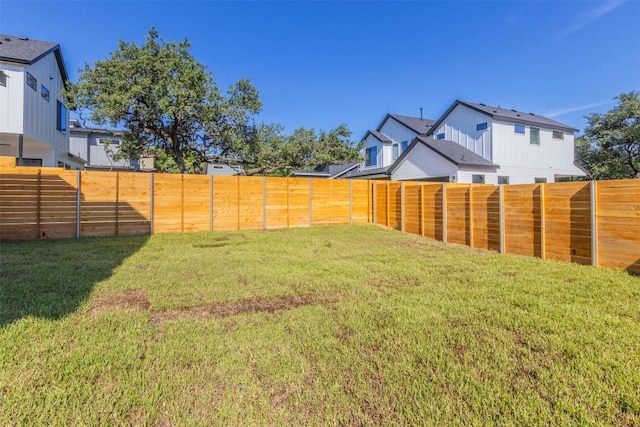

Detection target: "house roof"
[363, 130, 392, 143]
[291, 162, 360, 179]
[0, 34, 69, 85]
[377, 114, 436, 135]
[345, 165, 391, 179]
[428, 100, 579, 134]
[388, 136, 498, 175]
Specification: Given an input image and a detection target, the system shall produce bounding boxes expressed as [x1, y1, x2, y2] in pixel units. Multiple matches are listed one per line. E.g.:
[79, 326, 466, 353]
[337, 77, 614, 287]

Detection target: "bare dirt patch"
[90, 289, 150, 316]
[149, 293, 336, 325]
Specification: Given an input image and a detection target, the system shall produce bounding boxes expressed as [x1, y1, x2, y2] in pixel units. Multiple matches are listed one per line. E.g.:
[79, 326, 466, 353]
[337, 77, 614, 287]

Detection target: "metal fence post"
[590, 180, 598, 267]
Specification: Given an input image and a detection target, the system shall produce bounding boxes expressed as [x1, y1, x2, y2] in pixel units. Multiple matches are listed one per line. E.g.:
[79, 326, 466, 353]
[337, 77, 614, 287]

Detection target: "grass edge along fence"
[372, 180, 640, 273]
[0, 167, 371, 240]
[1, 166, 638, 273]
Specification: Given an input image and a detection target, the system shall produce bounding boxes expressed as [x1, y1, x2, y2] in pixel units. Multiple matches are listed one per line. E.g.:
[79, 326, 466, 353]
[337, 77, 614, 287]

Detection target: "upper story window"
[436, 133, 445, 140]
[498, 176, 510, 185]
[476, 122, 488, 131]
[41, 85, 50, 102]
[530, 127, 540, 145]
[26, 72, 37, 91]
[552, 130, 564, 140]
[56, 101, 67, 134]
[365, 146, 377, 166]
[97, 138, 122, 146]
[514, 124, 525, 134]
[535, 177, 547, 183]
[392, 144, 399, 160]
[401, 140, 408, 152]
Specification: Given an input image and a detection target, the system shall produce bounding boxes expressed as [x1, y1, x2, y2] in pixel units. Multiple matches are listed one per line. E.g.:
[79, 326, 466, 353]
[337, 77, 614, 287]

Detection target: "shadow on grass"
[0, 234, 148, 327]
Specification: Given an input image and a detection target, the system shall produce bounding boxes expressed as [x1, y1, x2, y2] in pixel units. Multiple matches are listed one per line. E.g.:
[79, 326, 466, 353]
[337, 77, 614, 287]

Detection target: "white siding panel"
[0, 63, 25, 134]
[432, 105, 493, 161]
[456, 169, 498, 184]
[391, 143, 458, 181]
[379, 117, 418, 146]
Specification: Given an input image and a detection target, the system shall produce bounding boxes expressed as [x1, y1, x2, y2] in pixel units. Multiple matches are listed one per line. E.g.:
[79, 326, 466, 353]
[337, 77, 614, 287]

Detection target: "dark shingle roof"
[291, 162, 359, 178]
[364, 130, 392, 143]
[429, 100, 578, 134]
[345, 166, 391, 179]
[0, 34, 69, 84]
[379, 114, 436, 135]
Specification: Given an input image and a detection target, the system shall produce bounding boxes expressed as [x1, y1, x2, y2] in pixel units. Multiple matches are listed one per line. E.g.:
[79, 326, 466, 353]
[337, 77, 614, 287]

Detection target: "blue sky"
[2, 1, 638, 139]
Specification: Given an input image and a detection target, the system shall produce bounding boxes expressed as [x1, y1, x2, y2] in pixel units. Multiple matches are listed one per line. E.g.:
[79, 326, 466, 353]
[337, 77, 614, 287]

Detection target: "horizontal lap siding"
[597, 179, 640, 272]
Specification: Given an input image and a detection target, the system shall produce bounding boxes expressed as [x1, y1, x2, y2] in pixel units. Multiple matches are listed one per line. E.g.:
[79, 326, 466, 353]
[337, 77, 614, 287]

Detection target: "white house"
[69, 119, 135, 170]
[0, 34, 80, 169]
[418, 100, 586, 184]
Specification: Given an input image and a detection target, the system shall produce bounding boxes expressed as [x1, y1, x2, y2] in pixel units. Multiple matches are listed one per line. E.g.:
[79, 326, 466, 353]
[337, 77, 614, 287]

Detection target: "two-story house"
[69, 119, 136, 170]
[391, 100, 586, 184]
[0, 34, 81, 169]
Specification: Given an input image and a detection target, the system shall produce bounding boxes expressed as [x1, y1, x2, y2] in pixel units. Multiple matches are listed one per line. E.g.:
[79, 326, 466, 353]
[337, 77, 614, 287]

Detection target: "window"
[97, 138, 121, 146]
[534, 177, 547, 183]
[365, 146, 377, 166]
[401, 140, 409, 152]
[436, 133, 445, 140]
[476, 122, 488, 131]
[498, 176, 510, 185]
[472, 175, 485, 184]
[26, 72, 37, 91]
[514, 124, 525, 134]
[530, 127, 540, 145]
[56, 101, 67, 134]
[552, 130, 564, 140]
[17, 158, 43, 167]
[41, 85, 50, 102]
[392, 144, 399, 160]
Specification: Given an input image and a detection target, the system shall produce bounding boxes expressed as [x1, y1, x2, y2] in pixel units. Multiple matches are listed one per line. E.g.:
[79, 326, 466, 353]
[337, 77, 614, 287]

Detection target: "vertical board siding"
[596, 179, 640, 273]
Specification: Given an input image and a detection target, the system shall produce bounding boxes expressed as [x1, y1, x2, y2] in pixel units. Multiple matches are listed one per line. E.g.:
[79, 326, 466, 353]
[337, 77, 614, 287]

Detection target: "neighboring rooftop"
[379, 114, 436, 135]
[0, 33, 68, 83]
[345, 165, 391, 179]
[430, 100, 578, 134]
[291, 162, 359, 178]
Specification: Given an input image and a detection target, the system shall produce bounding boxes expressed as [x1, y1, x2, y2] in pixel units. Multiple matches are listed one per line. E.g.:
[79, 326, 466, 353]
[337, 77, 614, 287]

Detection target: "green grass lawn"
[1, 225, 639, 426]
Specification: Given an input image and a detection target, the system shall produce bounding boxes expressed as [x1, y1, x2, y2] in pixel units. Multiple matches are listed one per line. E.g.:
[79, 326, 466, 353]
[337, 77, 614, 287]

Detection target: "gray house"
[69, 119, 135, 170]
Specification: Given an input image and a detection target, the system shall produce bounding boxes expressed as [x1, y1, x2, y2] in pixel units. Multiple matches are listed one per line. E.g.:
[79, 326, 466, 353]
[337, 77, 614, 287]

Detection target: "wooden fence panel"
[265, 177, 288, 229]
[544, 182, 591, 265]
[404, 184, 421, 235]
[387, 182, 401, 230]
[421, 184, 443, 240]
[213, 176, 239, 231]
[597, 179, 640, 272]
[331, 180, 351, 225]
[0, 169, 40, 240]
[288, 178, 311, 228]
[470, 185, 500, 251]
[351, 180, 370, 224]
[154, 174, 184, 234]
[373, 182, 387, 226]
[503, 184, 541, 257]
[238, 176, 264, 230]
[39, 169, 78, 239]
[80, 171, 117, 237]
[117, 172, 151, 236]
[183, 175, 210, 233]
[312, 179, 332, 226]
[446, 184, 470, 246]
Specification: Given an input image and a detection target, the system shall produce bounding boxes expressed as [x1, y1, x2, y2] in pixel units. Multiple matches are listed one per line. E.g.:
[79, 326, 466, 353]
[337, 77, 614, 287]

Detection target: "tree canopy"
[576, 91, 640, 179]
[67, 29, 361, 175]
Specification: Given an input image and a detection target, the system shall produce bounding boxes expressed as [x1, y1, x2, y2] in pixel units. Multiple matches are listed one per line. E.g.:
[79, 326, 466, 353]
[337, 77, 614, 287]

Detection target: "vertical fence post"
[263, 176, 267, 230]
[115, 173, 120, 236]
[76, 170, 81, 239]
[420, 184, 425, 237]
[349, 180, 353, 225]
[309, 178, 313, 227]
[468, 184, 473, 248]
[372, 182, 377, 225]
[499, 184, 505, 253]
[442, 182, 447, 243]
[149, 173, 154, 235]
[36, 169, 41, 239]
[400, 182, 405, 232]
[210, 175, 214, 232]
[590, 180, 598, 267]
[540, 183, 546, 259]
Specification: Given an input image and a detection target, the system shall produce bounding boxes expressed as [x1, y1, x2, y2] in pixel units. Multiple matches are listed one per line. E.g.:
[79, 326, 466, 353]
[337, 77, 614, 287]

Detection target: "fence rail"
[1, 167, 638, 273]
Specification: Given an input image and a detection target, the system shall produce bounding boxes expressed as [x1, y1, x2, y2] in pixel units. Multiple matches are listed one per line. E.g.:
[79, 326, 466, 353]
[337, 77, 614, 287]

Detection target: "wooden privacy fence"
[373, 180, 640, 273]
[0, 168, 371, 240]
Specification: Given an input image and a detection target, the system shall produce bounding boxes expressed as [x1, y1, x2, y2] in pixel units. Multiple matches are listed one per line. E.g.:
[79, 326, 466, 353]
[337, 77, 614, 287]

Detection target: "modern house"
[0, 34, 81, 169]
[69, 119, 135, 170]
[349, 101, 586, 184]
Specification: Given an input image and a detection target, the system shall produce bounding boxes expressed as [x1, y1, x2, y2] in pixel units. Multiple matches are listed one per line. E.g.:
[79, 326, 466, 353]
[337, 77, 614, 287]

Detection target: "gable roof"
[344, 165, 391, 179]
[389, 136, 498, 175]
[363, 129, 392, 143]
[0, 34, 69, 85]
[377, 113, 436, 135]
[428, 100, 578, 134]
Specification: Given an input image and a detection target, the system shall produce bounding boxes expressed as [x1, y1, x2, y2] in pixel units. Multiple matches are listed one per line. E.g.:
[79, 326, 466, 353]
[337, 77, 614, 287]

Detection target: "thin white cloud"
[558, 1, 625, 38]
[544, 100, 614, 118]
